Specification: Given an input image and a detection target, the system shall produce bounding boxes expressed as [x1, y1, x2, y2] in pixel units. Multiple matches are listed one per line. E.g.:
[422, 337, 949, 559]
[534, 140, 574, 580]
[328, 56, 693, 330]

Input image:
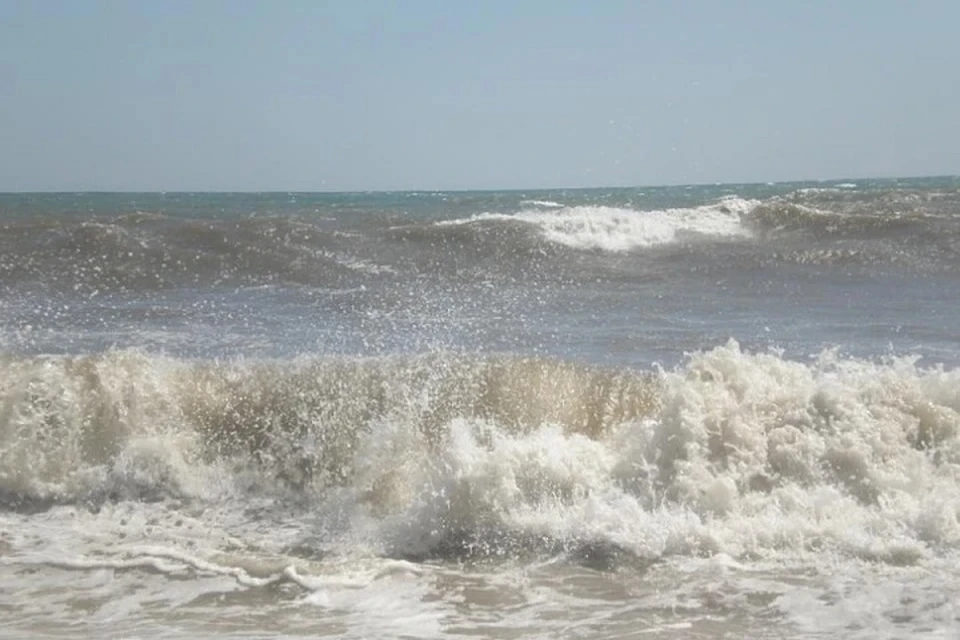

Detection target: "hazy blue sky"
[1, 0, 958, 191]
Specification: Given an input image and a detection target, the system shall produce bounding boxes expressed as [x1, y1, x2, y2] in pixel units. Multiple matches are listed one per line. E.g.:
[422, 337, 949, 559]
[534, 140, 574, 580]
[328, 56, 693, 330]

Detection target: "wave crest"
[0, 351, 657, 507]
[444, 198, 757, 252]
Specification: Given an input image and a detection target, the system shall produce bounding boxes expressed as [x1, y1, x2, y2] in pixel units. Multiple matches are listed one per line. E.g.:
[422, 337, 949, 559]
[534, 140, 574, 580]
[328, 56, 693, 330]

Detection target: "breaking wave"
[3, 187, 959, 297]
[443, 198, 757, 252]
[2, 343, 959, 563]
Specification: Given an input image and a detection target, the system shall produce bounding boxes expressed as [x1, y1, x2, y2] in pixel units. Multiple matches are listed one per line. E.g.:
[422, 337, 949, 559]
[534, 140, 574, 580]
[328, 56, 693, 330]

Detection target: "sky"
[1, 0, 958, 191]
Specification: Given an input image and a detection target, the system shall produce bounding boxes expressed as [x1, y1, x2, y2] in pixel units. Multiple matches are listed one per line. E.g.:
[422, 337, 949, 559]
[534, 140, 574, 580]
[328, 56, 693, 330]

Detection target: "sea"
[1, 177, 959, 639]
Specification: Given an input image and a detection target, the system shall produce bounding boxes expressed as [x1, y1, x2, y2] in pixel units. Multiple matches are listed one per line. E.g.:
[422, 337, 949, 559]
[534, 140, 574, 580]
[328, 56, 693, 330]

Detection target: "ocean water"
[1, 177, 960, 638]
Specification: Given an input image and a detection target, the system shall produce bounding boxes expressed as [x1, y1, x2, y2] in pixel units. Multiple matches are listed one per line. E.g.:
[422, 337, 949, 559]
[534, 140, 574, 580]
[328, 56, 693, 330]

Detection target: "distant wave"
[519, 199, 565, 208]
[0, 215, 393, 293]
[3, 188, 959, 297]
[442, 198, 758, 252]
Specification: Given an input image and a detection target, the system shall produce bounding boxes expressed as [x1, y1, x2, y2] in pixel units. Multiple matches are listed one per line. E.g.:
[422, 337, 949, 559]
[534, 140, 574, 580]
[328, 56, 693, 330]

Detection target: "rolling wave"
[0, 215, 389, 293]
[441, 198, 757, 251]
[3, 188, 959, 298]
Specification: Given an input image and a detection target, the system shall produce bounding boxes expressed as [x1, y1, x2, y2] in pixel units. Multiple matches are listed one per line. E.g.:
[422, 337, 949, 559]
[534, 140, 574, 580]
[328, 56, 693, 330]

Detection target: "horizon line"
[1, 174, 957, 195]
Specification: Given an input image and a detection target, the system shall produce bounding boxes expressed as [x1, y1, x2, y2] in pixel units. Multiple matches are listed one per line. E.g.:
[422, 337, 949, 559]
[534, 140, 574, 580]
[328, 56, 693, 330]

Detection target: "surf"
[2, 342, 958, 565]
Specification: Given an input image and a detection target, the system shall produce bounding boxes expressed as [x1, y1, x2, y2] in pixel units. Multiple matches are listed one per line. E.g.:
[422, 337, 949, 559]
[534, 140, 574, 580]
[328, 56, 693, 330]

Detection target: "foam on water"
[445, 198, 757, 251]
[3, 343, 959, 555]
[519, 200, 565, 208]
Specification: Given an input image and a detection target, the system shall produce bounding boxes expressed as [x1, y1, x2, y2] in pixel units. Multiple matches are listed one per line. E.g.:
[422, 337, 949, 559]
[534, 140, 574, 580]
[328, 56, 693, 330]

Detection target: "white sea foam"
[3, 343, 959, 559]
[795, 187, 844, 195]
[519, 199, 565, 208]
[366, 341, 960, 565]
[455, 198, 757, 251]
[2, 343, 960, 637]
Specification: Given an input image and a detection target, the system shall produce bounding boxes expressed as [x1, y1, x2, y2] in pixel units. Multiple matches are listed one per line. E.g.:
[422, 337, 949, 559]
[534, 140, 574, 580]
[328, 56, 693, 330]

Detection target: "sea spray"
[2, 343, 958, 564]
